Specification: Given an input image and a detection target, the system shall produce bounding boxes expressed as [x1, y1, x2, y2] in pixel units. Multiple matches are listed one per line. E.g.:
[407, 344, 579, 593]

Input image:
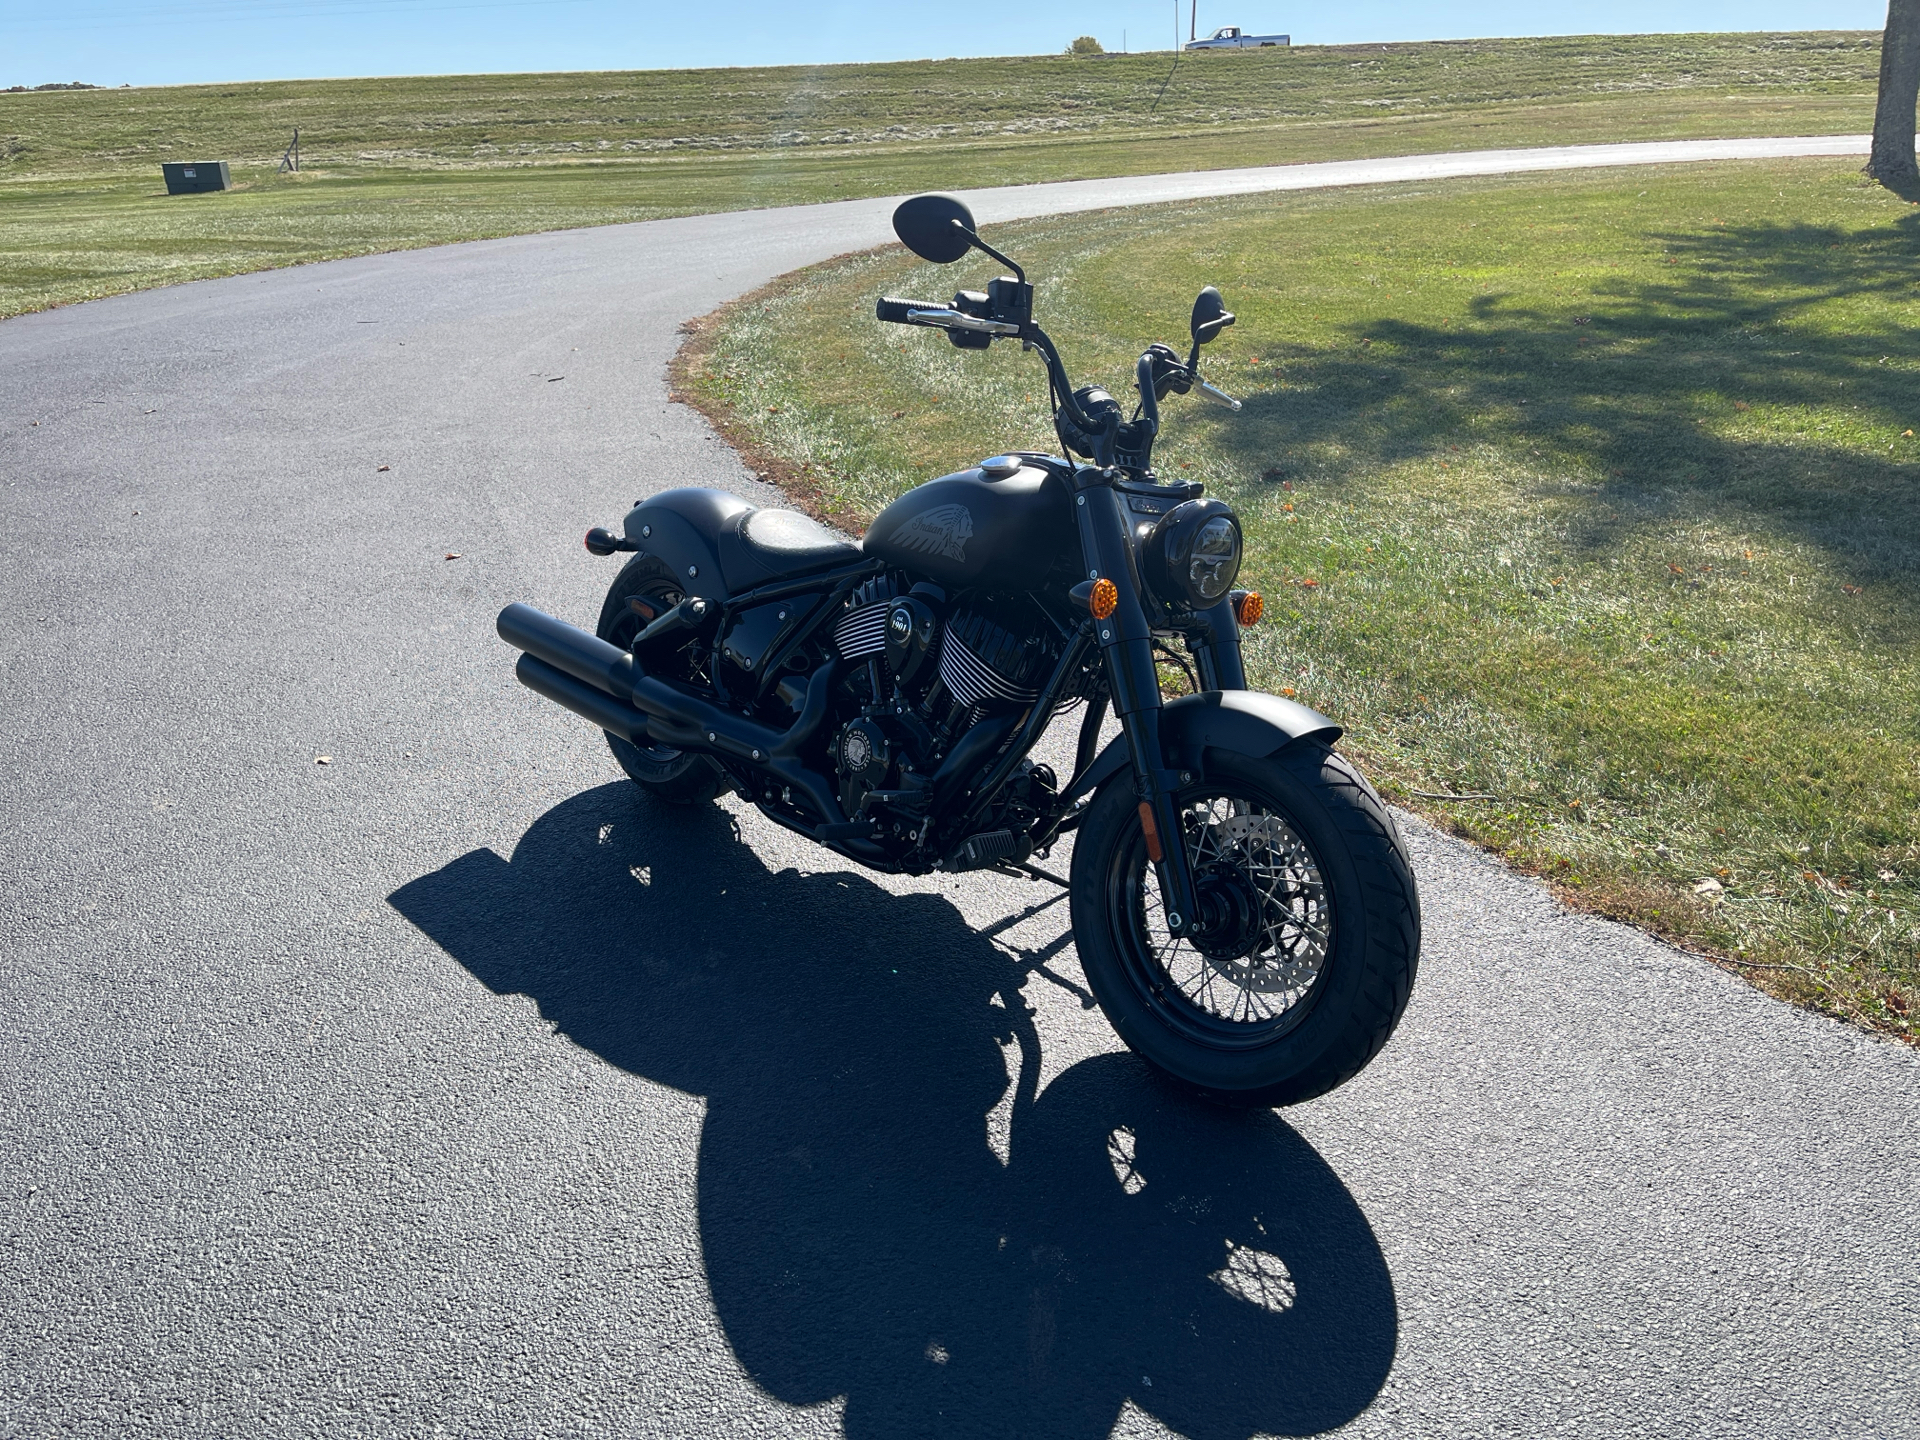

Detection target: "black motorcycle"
[496, 194, 1419, 1106]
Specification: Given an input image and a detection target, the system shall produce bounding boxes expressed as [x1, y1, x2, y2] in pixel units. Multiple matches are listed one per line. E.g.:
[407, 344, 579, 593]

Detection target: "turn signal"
[585, 526, 636, 556]
[1234, 590, 1264, 627]
[1089, 578, 1119, 620]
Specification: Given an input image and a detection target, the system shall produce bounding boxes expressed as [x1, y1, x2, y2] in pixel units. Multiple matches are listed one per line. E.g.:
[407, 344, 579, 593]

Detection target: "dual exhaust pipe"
[495, 603, 851, 834]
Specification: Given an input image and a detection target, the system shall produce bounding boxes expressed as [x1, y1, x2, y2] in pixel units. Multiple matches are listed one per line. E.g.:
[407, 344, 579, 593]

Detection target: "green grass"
[0, 32, 1880, 320]
[679, 158, 1920, 1038]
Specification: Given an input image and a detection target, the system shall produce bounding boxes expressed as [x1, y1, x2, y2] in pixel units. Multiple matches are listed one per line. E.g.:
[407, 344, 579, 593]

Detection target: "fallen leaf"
[1667, 562, 1683, 574]
[1299, 578, 1319, 588]
[1283, 502, 1295, 511]
[1280, 687, 1296, 698]
[1904, 430, 1915, 438]
[547, 375, 565, 383]
[1881, 869, 1898, 881]
[1692, 877, 1723, 895]
[315, 755, 332, 765]
[1732, 401, 1750, 411]
[1842, 584, 1862, 595]
[890, 410, 905, 419]
[444, 552, 463, 561]
[377, 464, 390, 472]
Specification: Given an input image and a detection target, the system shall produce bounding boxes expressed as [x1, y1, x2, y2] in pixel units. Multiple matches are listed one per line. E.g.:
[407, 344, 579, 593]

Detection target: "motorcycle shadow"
[391, 783, 1396, 1439]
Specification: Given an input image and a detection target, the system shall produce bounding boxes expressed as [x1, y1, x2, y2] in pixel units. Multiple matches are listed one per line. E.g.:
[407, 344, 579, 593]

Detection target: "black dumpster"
[162, 161, 230, 194]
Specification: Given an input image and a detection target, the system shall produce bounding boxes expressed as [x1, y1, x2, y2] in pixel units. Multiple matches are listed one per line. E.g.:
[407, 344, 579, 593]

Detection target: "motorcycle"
[495, 193, 1420, 1106]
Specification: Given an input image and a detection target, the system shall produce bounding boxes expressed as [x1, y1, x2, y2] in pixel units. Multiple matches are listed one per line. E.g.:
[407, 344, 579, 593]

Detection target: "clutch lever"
[1197, 379, 1242, 412]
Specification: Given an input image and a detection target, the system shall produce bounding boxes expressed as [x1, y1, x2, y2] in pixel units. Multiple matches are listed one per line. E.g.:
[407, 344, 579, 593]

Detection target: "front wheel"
[1069, 746, 1420, 1107]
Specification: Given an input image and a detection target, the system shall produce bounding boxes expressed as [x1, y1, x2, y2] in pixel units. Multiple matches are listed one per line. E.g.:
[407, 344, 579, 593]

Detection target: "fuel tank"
[862, 456, 1075, 592]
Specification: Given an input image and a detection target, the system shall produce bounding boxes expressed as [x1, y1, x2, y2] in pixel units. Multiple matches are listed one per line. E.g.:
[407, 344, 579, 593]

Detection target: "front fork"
[1072, 470, 1244, 938]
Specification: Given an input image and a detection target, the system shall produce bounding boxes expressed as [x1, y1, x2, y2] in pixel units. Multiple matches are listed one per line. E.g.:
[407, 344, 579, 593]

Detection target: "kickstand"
[993, 860, 1070, 889]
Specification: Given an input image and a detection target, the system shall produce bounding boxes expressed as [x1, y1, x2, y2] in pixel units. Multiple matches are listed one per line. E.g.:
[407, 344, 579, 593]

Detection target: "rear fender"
[621, 487, 752, 602]
[1066, 689, 1343, 801]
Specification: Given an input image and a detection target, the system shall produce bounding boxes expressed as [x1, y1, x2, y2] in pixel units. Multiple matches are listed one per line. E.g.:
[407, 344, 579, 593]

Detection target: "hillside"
[2, 32, 1878, 179]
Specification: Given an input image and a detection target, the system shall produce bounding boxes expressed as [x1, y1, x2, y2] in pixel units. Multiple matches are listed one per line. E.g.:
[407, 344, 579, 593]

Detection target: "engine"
[827, 579, 1058, 837]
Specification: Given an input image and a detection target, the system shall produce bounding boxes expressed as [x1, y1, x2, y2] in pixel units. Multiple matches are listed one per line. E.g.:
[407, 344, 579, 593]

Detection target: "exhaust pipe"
[497, 603, 637, 701]
[515, 653, 649, 745]
[495, 603, 851, 832]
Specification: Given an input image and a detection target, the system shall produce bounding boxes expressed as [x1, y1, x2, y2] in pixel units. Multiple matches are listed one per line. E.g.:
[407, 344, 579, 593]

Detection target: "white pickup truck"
[1185, 26, 1289, 49]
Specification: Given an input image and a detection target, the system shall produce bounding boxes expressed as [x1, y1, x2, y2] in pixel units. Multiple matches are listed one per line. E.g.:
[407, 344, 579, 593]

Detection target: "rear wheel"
[595, 554, 730, 805]
[1069, 746, 1419, 1107]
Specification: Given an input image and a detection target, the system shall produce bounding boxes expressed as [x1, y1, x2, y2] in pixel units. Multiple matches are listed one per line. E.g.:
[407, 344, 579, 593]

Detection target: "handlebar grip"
[876, 296, 938, 325]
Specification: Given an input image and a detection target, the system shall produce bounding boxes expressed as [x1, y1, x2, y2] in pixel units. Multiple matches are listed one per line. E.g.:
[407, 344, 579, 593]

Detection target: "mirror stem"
[951, 221, 1026, 285]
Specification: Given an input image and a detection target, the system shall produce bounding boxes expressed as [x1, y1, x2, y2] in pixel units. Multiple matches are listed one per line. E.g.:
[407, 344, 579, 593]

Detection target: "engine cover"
[836, 716, 892, 815]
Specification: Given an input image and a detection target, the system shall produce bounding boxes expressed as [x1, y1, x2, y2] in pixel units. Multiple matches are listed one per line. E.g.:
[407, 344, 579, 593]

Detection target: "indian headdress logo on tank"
[890, 503, 974, 563]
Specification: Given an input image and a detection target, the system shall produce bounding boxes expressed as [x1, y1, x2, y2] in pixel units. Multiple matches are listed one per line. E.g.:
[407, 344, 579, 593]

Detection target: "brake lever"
[1197, 379, 1242, 412]
[905, 308, 1021, 336]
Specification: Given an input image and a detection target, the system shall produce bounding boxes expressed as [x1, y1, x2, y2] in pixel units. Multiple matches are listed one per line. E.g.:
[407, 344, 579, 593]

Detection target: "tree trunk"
[1869, 0, 1920, 186]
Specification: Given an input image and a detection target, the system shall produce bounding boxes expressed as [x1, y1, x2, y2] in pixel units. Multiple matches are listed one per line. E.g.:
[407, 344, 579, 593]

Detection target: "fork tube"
[1072, 469, 1201, 936]
[1188, 596, 1246, 691]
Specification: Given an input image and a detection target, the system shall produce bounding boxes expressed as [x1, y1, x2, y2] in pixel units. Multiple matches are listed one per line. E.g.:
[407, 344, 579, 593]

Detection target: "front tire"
[1069, 745, 1419, 1107]
[595, 554, 730, 806]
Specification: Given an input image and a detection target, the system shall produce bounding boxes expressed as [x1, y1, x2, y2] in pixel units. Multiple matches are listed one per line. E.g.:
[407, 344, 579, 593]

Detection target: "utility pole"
[1191, 0, 1197, 42]
[278, 127, 300, 174]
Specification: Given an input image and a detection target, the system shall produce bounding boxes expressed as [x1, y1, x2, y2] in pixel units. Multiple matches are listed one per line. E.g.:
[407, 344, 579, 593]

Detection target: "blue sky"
[2, 0, 1888, 89]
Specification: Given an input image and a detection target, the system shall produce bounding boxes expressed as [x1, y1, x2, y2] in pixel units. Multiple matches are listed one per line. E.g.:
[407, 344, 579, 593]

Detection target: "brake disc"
[1195, 810, 1331, 995]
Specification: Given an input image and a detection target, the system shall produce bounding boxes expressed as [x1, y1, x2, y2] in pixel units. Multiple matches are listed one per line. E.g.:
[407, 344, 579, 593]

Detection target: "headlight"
[1144, 499, 1243, 610]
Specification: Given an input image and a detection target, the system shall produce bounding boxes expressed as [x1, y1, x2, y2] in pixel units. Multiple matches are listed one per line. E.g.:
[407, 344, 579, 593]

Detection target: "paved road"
[3, 138, 1915, 1439]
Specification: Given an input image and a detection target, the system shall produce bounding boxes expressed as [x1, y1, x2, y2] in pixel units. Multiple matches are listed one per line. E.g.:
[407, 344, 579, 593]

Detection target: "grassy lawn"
[1, 31, 1879, 320]
[677, 158, 1920, 1039]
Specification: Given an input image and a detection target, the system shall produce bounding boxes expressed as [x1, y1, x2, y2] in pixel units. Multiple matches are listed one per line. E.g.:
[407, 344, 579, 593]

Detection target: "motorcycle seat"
[719, 507, 862, 590]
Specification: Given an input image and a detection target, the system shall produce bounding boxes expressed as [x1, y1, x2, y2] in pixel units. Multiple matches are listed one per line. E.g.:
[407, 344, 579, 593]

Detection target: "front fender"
[1066, 689, 1343, 801]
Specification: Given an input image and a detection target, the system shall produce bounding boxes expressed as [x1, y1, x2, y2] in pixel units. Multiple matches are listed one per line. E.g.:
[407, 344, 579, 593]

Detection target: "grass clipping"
[677, 158, 1920, 1042]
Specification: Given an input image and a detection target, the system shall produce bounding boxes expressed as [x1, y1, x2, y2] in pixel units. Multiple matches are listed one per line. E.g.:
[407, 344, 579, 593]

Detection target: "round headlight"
[1145, 499, 1243, 610]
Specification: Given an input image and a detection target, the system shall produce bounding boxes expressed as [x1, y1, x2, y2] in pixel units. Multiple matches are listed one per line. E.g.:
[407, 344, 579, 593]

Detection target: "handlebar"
[875, 292, 1234, 471]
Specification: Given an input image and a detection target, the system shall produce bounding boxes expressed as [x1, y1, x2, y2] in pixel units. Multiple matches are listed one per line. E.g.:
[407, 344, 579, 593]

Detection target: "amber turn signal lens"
[1234, 590, 1264, 627]
[1089, 578, 1119, 620]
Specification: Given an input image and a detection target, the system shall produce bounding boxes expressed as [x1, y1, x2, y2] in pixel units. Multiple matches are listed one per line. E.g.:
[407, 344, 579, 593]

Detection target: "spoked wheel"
[595, 554, 731, 805]
[1070, 746, 1419, 1107]
[1129, 792, 1335, 1043]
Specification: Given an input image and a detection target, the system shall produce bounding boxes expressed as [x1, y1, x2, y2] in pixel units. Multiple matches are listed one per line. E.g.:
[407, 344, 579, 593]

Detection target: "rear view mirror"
[893, 194, 978, 264]
[1190, 286, 1235, 345]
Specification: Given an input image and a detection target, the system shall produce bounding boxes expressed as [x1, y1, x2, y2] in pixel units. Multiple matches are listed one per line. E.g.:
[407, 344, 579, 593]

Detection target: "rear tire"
[1069, 745, 1419, 1107]
[596, 554, 730, 806]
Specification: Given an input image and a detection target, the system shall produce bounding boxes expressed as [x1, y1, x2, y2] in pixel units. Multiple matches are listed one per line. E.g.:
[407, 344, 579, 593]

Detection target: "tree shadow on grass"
[389, 783, 1397, 1439]
[1218, 210, 1920, 603]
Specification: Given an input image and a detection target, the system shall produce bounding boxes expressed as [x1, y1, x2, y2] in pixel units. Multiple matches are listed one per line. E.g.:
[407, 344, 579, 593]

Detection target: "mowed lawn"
[680, 158, 1920, 1037]
[0, 31, 1879, 319]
